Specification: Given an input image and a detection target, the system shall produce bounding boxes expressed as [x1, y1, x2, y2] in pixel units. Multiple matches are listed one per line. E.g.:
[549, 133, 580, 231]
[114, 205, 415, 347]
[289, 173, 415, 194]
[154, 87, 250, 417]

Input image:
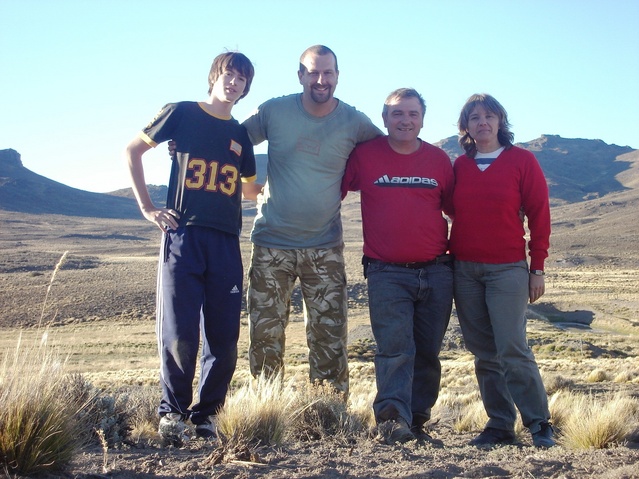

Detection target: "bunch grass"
[0, 332, 84, 476]
[552, 391, 639, 449]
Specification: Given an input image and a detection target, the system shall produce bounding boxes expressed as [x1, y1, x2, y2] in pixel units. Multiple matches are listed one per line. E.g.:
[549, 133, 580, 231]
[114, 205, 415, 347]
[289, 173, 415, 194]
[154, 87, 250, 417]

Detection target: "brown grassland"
[1, 188, 638, 478]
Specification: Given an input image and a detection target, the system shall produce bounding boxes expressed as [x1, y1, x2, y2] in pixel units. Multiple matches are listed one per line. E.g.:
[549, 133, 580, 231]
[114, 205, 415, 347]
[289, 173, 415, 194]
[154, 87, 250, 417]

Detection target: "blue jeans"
[367, 260, 453, 425]
[453, 260, 550, 433]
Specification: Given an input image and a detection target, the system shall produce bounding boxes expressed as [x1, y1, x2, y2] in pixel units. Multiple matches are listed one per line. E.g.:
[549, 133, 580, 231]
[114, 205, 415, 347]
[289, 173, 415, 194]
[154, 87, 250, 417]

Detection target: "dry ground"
[1, 197, 639, 478]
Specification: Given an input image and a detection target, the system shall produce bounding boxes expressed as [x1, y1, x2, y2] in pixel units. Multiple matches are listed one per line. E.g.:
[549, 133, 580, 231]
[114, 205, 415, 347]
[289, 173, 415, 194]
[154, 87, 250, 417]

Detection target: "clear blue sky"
[2, 0, 638, 193]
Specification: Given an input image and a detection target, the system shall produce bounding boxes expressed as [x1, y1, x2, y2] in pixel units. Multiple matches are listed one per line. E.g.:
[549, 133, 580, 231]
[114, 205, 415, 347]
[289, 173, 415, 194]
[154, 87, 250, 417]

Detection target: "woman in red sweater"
[449, 93, 555, 448]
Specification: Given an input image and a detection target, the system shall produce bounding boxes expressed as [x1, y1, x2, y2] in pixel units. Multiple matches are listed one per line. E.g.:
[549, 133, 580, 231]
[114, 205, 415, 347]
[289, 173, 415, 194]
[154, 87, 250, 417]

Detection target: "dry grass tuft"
[542, 372, 576, 395]
[453, 400, 488, 433]
[347, 373, 376, 429]
[0, 332, 84, 476]
[289, 381, 364, 441]
[586, 368, 610, 383]
[548, 390, 574, 430]
[552, 391, 639, 448]
[121, 386, 161, 443]
[613, 369, 637, 383]
[448, 395, 525, 438]
[216, 373, 293, 449]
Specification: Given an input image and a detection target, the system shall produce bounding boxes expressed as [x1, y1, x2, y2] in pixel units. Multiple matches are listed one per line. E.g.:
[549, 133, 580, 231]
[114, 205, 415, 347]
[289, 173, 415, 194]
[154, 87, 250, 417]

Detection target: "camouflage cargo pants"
[247, 244, 349, 395]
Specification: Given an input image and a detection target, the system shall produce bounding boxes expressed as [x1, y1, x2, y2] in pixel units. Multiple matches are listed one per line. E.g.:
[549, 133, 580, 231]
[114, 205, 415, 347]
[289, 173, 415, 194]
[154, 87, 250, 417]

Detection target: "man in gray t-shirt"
[244, 45, 381, 395]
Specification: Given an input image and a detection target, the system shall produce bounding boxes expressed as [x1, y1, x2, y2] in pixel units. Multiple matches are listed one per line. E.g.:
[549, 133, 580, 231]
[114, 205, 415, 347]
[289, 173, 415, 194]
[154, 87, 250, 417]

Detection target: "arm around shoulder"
[242, 180, 263, 201]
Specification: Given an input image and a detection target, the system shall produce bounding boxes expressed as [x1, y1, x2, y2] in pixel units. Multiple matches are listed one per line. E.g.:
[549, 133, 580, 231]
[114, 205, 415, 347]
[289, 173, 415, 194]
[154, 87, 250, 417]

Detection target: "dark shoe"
[411, 424, 444, 446]
[532, 422, 556, 448]
[377, 418, 416, 445]
[469, 427, 516, 447]
[194, 416, 218, 439]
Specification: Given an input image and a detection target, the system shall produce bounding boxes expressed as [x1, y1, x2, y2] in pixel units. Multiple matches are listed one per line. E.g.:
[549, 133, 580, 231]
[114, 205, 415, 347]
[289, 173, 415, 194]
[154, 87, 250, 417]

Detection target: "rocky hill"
[0, 149, 142, 219]
[435, 134, 636, 205]
[1, 137, 636, 217]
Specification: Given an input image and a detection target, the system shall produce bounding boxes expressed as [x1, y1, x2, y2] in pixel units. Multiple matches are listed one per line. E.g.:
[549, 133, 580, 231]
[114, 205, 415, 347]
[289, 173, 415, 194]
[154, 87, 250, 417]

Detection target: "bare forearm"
[125, 137, 179, 232]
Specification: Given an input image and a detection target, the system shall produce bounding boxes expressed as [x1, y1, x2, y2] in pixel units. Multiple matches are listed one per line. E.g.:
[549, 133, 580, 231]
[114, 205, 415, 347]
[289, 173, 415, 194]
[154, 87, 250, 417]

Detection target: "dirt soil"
[64, 434, 639, 479]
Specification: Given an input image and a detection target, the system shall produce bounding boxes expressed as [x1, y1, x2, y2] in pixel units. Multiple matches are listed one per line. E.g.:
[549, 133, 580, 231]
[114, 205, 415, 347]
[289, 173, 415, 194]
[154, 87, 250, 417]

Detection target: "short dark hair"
[298, 45, 339, 74]
[458, 93, 514, 157]
[208, 51, 255, 103]
[382, 88, 426, 119]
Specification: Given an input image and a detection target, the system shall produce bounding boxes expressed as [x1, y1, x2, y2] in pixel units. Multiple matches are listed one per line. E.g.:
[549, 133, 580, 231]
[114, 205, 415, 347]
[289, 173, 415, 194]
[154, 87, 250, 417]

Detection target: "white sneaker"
[158, 413, 190, 446]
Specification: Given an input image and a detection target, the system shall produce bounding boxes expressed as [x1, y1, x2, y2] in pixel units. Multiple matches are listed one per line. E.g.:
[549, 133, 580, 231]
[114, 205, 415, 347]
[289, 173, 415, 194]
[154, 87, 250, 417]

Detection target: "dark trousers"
[157, 226, 242, 424]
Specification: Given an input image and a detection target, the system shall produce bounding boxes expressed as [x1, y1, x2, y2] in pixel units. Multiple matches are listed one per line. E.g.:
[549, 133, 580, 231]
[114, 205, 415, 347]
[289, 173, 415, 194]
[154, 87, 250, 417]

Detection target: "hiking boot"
[411, 424, 444, 447]
[532, 422, 556, 448]
[378, 418, 416, 445]
[194, 416, 218, 439]
[469, 427, 516, 447]
[158, 413, 190, 446]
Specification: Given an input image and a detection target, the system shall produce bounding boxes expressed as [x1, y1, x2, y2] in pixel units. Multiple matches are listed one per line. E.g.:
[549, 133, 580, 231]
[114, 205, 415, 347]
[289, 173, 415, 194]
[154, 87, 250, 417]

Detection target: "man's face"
[298, 53, 339, 104]
[383, 97, 424, 143]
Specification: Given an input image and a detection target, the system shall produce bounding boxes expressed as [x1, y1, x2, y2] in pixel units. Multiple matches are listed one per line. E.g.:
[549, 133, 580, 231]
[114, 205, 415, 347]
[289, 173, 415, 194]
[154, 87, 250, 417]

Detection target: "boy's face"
[211, 69, 247, 104]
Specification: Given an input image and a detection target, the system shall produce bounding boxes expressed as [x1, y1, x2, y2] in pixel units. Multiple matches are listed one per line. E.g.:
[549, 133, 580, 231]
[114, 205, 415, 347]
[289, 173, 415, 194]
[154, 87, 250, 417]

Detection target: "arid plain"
[1, 177, 639, 477]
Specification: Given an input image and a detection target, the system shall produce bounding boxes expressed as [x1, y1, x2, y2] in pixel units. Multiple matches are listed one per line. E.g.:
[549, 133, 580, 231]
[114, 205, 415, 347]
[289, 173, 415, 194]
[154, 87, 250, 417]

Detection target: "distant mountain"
[1, 140, 636, 218]
[435, 134, 636, 205]
[109, 184, 169, 207]
[0, 149, 142, 219]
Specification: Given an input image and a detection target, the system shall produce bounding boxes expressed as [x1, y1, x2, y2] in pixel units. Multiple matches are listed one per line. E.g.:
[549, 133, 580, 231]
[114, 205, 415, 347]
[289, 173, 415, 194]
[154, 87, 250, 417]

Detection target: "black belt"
[366, 254, 453, 269]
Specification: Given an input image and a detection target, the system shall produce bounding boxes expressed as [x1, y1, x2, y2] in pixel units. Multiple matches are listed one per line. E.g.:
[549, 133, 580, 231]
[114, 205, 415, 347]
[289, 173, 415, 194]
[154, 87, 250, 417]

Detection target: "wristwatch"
[530, 269, 545, 276]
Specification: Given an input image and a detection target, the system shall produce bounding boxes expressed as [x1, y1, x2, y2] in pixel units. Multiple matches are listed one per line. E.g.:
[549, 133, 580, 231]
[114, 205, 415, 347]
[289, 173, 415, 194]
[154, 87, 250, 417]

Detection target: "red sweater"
[341, 137, 454, 263]
[449, 146, 550, 271]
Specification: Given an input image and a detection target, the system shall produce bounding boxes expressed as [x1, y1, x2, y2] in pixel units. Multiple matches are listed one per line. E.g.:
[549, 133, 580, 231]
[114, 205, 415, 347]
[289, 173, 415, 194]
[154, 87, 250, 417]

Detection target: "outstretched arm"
[125, 136, 180, 232]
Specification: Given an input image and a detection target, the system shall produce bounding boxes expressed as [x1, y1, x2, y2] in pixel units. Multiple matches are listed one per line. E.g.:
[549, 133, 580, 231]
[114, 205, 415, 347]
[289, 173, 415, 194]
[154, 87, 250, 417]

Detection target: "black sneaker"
[194, 416, 217, 439]
[469, 427, 516, 447]
[410, 424, 444, 447]
[532, 422, 556, 448]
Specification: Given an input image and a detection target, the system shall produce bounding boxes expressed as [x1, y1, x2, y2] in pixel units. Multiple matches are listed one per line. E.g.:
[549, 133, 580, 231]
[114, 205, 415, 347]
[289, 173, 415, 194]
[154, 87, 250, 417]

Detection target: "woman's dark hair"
[458, 93, 514, 157]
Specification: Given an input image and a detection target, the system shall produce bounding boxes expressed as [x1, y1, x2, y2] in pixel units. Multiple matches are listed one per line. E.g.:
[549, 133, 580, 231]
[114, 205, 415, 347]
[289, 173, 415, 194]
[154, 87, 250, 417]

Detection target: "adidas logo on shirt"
[374, 175, 438, 188]
[230, 285, 240, 294]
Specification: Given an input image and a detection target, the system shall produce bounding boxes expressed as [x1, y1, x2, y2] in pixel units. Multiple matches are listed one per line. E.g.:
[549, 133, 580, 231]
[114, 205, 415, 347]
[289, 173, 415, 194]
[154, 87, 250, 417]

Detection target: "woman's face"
[467, 104, 501, 150]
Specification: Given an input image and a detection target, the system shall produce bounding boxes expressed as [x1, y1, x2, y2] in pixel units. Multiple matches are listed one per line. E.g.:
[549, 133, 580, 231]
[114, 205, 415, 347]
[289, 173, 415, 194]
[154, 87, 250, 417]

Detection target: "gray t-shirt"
[243, 94, 381, 249]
